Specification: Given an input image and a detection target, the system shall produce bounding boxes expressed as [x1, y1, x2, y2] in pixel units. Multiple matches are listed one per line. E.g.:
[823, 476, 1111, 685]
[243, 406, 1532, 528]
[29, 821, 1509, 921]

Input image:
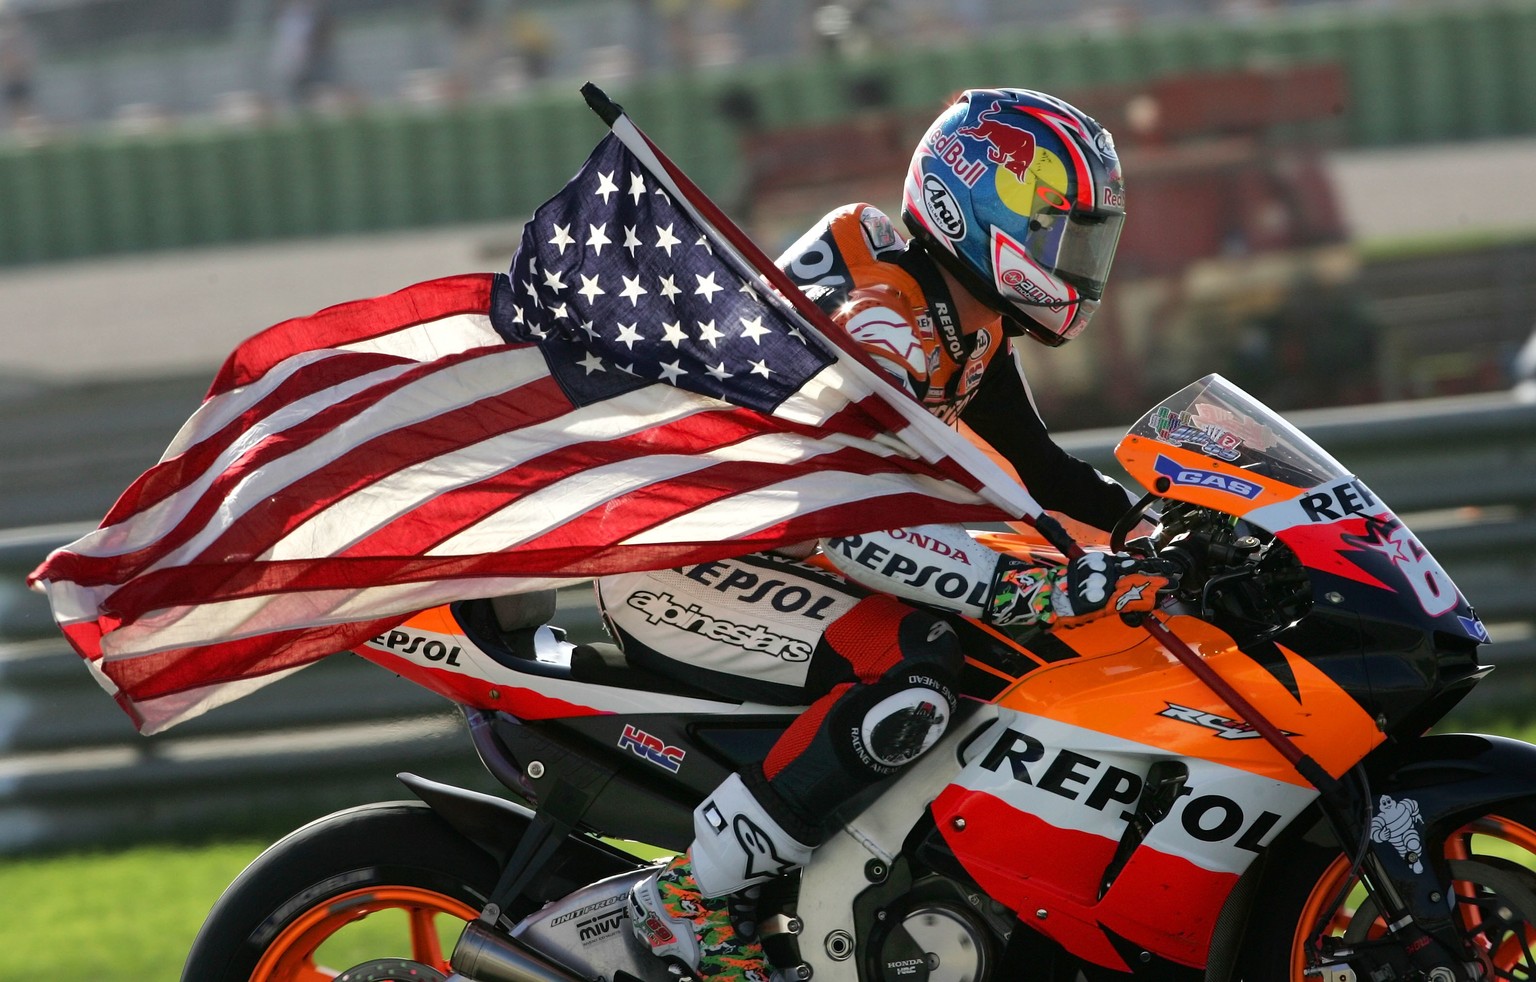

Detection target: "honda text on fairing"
[183, 375, 1536, 982]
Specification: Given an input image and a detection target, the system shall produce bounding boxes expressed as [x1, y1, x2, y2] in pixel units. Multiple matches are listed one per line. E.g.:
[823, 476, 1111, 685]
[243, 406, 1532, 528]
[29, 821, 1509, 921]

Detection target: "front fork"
[1307, 819, 1474, 982]
[1302, 766, 1501, 982]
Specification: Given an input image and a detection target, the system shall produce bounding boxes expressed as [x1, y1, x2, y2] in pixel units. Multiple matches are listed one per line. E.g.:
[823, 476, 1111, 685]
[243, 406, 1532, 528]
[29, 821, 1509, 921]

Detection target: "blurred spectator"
[0, 2, 38, 129]
[440, 0, 487, 101]
[509, 11, 556, 82]
[271, 0, 338, 109]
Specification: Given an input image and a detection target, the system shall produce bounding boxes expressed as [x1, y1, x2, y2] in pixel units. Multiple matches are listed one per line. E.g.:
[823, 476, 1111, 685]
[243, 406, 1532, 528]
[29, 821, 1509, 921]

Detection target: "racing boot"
[629, 773, 815, 981]
[628, 853, 769, 982]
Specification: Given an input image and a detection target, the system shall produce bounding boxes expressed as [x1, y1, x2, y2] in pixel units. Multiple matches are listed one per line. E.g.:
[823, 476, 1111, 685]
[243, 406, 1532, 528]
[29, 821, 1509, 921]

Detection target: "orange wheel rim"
[1291, 852, 1356, 982]
[1289, 815, 1536, 982]
[250, 885, 480, 982]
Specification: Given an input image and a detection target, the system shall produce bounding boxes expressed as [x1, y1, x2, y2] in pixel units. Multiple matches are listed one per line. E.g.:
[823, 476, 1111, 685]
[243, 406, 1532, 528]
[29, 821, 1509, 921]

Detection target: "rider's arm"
[819, 524, 1168, 628]
[960, 349, 1137, 533]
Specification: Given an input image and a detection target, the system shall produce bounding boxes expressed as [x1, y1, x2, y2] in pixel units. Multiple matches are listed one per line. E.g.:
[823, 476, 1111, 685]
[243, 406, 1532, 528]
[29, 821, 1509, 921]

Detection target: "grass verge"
[0, 839, 266, 982]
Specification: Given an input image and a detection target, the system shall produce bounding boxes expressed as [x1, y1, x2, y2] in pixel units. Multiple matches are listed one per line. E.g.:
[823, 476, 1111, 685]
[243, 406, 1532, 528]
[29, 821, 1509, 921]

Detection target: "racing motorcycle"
[183, 375, 1536, 982]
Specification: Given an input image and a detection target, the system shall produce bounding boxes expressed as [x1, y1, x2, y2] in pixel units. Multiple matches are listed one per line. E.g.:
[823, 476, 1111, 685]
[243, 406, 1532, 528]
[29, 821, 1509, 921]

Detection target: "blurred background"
[2, 0, 1536, 950]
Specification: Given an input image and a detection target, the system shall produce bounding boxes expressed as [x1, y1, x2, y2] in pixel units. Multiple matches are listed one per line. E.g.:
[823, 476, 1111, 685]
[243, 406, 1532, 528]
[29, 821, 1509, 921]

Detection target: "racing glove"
[1046, 552, 1173, 629]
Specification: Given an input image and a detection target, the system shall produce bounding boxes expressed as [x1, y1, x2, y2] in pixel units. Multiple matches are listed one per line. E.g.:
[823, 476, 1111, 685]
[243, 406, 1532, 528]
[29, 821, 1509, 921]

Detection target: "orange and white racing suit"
[597, 204, 1136, 894]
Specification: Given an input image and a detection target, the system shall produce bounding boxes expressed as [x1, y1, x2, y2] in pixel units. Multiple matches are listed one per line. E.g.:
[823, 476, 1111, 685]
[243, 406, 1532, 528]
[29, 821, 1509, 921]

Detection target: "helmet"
[901, 88, 1125, 347]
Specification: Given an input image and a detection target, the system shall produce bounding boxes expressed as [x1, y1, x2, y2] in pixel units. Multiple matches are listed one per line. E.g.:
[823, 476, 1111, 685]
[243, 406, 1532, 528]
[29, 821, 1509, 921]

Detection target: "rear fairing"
[354, 604, 747, 719]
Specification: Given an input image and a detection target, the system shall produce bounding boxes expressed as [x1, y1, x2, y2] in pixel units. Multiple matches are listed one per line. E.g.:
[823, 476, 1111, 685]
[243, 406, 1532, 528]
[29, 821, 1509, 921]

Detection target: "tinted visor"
[1019, 209, 1124, 301]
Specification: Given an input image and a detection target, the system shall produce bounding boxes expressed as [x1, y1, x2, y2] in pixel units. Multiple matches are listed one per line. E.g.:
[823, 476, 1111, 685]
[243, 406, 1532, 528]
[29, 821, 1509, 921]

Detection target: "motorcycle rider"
[612, 88, 1168, 982]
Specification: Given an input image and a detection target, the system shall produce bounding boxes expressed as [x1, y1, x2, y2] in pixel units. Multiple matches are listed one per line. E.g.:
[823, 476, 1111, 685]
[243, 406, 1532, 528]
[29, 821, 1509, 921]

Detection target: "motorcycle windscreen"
[1114, 374, 1487, 644]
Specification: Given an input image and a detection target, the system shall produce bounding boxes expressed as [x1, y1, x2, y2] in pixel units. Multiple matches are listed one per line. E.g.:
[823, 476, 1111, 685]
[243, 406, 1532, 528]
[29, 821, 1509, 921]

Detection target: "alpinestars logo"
[626, 590, 813, 662]
[1160, 703, 1298, 740]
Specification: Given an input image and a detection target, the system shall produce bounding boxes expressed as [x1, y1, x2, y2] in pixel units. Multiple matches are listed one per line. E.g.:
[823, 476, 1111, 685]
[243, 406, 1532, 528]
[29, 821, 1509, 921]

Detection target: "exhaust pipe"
[450, 920, 591, 982]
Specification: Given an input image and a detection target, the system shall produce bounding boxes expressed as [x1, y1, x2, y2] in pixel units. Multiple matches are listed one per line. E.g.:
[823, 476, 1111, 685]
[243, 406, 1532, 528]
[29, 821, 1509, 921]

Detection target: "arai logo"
[923, 174, 966, 239]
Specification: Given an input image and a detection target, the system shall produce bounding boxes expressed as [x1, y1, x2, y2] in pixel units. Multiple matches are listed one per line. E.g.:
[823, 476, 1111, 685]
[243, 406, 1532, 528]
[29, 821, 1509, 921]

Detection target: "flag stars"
[695, 234, 712, 254]
[549, 302, 570, 320]
[696, 319, 724, 347]
[543, 267, 567, 292]
[586, 223, 611, 255]
[628, 172, 646, 203]
[578, 320, 600, 340]
[594, 171, 618, 203]
[740, 315, 771, 343]
[706, 361, 733, 382]
[658, 274, 682, 302]
[619, 274, 649, 305]
[749, 359, 773, 379]
[616, 322, 644, 349]
[694, 272, 723, 303]
[577, 351, 606, 374]
[577, 273, 605, 303]
[657, 360, 687, 383]
[655, 223, 681, 255]
[661, 321, 689, 346]
[623, 225, 642, 256]
[548, 224, 575, 254]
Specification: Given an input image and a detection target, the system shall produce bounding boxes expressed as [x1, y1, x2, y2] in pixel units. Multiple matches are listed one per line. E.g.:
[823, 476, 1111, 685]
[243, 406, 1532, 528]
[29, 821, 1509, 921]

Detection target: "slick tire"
[1239, 797, 1536, 982]
[182, 800, 500, 982]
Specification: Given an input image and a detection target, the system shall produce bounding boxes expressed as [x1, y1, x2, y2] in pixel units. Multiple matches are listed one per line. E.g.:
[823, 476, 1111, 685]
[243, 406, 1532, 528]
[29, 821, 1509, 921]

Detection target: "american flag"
[29, 128, 1038, 734]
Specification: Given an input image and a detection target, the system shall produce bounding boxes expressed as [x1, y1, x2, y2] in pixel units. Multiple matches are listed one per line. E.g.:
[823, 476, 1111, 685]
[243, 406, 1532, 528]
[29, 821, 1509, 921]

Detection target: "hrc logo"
[618, 724, 685, 773]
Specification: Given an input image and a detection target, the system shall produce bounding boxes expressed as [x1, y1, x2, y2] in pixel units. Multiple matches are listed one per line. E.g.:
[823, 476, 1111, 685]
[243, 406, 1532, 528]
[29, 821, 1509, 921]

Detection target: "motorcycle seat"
[567, 641, 722, 700]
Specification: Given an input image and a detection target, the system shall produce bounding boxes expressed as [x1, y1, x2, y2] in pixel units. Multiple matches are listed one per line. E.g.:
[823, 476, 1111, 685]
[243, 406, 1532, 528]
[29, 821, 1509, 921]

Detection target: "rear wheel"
[1241, 800, 1536, 982]
[182, 801, 499, 982]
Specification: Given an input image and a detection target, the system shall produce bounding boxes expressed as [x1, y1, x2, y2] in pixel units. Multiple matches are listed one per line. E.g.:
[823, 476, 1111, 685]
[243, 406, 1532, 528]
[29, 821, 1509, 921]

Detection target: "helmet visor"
[1019, 209, 1123, 301]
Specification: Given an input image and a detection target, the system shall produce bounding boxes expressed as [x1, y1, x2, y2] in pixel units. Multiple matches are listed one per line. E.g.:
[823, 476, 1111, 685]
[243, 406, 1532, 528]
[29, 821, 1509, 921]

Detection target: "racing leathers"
[616, 204, 1161, 935]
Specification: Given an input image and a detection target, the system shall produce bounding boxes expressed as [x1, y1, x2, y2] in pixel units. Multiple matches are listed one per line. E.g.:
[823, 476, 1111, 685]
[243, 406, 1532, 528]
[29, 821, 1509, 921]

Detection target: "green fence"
[2, 0, 1533, 266]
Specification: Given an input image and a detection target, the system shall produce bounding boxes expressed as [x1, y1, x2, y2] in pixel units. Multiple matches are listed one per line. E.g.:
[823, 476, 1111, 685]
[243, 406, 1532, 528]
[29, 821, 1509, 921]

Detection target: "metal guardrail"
[3, 393, 1536, 854]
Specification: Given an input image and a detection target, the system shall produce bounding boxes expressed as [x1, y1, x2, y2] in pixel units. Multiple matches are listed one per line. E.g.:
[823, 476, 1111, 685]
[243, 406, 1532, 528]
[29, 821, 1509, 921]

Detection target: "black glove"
[1048, 552, 1174, 628]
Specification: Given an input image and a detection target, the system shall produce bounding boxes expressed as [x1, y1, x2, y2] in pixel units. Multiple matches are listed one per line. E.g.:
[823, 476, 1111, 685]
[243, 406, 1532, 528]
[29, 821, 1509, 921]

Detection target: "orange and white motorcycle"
[184, 375, 1536, 982]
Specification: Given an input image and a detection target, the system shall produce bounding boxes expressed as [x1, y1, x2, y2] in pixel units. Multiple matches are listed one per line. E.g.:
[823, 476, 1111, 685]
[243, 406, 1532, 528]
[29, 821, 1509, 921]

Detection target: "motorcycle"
[182, 374, 1536, 982]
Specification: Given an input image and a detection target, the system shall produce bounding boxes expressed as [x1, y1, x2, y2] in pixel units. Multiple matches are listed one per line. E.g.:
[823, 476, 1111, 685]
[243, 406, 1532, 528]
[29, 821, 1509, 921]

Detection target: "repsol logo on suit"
[679, 560, 843, 620]
[824, 534, 988, 608]
[982, 728, 1282, 853]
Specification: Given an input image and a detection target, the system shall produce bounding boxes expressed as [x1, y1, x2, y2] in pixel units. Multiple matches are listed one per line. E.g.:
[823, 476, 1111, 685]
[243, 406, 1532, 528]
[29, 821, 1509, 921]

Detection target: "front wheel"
[182, 801, 500, 982]
[1240, 799, 1536, 982]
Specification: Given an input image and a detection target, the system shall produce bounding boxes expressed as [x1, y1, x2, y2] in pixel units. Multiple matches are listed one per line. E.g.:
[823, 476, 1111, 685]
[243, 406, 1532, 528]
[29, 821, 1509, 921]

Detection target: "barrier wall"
[1, 1, 1535, 266]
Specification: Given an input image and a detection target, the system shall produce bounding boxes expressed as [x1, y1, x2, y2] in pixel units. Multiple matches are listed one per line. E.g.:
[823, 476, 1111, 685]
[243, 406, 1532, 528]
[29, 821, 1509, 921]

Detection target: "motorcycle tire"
[1239, 796, 1536, 982]
[182, 800, 501, 982]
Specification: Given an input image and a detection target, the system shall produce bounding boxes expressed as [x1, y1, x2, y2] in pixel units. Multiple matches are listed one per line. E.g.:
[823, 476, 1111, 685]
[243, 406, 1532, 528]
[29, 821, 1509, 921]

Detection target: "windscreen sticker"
[1188, 404, 1276, 451]
[1150, 407, 1242, 462]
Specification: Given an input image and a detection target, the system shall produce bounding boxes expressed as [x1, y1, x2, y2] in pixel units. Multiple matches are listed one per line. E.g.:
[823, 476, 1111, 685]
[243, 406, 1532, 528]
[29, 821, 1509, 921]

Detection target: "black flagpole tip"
[582, 82, 624, 126]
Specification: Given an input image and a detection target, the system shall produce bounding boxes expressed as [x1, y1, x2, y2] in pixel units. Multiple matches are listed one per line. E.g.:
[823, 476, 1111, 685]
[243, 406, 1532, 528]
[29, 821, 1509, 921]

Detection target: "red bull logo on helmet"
[957, 101, 1039, 182]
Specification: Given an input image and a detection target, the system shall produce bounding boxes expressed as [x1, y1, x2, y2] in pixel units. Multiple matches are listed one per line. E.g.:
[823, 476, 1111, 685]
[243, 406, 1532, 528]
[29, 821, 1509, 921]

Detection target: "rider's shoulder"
[824, 203, 906, 259]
